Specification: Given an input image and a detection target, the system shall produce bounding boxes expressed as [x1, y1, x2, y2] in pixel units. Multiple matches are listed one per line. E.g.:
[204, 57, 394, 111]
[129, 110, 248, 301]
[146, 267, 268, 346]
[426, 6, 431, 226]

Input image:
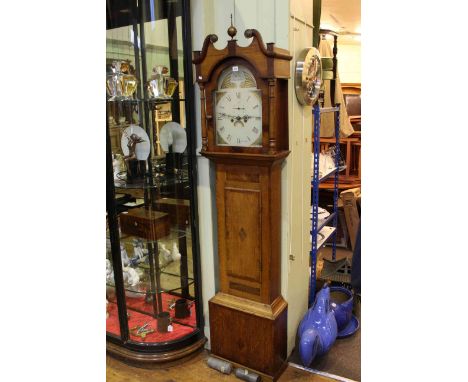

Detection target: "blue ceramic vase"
[298, 286, 338, 366]
[329, 286, 353, 332]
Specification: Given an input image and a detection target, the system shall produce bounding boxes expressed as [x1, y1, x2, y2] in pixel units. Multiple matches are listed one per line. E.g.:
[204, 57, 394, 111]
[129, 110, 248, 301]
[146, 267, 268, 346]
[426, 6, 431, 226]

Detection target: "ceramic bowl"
[329, 286, 353, 331]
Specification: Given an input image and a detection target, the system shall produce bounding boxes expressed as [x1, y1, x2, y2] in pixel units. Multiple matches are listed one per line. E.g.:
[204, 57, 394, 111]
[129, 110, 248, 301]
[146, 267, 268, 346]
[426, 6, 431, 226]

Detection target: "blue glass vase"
[298, 286, 338, 366]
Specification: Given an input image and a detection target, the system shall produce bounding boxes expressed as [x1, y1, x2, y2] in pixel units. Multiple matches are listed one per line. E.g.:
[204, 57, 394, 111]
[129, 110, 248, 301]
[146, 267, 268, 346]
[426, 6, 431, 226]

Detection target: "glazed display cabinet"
[106, 0, 205, 362]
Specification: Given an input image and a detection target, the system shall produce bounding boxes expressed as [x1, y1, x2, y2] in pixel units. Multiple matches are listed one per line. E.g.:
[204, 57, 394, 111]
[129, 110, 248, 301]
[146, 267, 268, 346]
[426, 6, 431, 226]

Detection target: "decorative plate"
[120, 125, 151, 160]
[295, 47, 322, 106]
[160, 122, 187, 153]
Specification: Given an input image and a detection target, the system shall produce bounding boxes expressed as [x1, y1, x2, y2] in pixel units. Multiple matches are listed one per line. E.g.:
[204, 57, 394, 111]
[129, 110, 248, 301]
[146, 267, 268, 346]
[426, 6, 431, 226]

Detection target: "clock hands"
[218, 112, 238, 119]
[219, 113, 243, 124]
[219, 113, 245, 125]
[218, 113, 261, 127]
[241, 115, 261, 122]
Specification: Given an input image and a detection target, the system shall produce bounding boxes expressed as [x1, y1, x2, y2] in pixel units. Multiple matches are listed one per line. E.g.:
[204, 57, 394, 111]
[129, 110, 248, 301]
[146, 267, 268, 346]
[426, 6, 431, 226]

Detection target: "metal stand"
[309, 103, 341, 306]
[331, 106, 340, 262]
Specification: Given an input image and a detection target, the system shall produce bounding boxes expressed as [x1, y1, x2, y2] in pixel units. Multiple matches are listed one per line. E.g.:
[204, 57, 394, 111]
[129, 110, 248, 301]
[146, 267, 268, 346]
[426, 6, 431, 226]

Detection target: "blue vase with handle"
[298, 285, 338, 366]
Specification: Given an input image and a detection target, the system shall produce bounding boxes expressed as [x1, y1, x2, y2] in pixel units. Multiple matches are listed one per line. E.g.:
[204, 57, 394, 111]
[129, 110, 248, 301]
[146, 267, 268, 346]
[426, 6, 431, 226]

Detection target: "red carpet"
[107, 292, 197, 342]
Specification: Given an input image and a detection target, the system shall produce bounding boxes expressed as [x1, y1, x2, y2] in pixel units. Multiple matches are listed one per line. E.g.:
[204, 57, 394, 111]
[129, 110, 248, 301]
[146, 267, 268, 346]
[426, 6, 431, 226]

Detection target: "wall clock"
[193, 25, 292, 381]
[295, 47, 322, 106]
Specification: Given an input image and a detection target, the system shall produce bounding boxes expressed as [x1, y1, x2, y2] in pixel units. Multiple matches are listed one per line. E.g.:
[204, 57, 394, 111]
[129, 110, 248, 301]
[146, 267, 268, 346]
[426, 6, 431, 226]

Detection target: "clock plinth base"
[209, 293, 288, 381]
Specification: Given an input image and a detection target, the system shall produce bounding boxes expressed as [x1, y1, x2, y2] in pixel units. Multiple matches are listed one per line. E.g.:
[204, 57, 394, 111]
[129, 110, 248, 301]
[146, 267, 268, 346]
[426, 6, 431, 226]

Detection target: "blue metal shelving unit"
[309, 103, 341, 307]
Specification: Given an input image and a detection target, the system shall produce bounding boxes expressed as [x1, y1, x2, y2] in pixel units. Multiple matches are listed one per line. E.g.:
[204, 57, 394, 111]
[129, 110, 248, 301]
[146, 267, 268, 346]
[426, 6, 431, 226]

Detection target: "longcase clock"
[193, 25, 292, 381]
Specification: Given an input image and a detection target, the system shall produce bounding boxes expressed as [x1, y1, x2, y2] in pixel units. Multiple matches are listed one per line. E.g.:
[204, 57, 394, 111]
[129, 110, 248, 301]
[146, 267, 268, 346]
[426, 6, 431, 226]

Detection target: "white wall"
[191, 0, 313, 355]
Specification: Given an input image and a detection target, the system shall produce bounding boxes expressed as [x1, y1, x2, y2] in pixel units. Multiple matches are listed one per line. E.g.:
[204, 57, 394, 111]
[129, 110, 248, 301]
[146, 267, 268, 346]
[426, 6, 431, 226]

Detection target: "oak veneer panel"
[225, 188, 262, 284]
[217, 162, 278, 303]
[227, 171, 260, 183]
[215, 160, 284, 304]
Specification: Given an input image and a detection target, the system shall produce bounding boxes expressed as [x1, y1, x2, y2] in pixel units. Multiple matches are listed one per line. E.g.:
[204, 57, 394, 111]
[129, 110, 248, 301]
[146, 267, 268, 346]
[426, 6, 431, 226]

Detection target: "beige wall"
[283, 4, 314, 354]
[337, 41, 361, 84]
[192, 0, 313, 355]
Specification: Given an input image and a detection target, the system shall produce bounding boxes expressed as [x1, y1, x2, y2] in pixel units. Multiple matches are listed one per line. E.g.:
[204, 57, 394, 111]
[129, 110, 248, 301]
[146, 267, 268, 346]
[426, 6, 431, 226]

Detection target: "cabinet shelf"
[118, 227, 188, 242]
[107, 98, 186, 105]
[107, 277, 194, 296]
[114, 179, 160, 190]
[114, 173, 190, 191]
[137, 260, 192, 278]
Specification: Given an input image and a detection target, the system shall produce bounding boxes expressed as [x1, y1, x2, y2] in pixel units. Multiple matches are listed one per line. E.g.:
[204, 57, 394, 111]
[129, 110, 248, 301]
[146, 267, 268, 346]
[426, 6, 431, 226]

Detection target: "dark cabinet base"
[106, 337, 206, 366]
[209, 293, 288, 381]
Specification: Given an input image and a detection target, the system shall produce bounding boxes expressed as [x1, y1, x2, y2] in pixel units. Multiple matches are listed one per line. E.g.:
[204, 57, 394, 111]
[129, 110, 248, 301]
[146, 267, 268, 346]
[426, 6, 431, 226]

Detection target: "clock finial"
[227, 14, 237, 39]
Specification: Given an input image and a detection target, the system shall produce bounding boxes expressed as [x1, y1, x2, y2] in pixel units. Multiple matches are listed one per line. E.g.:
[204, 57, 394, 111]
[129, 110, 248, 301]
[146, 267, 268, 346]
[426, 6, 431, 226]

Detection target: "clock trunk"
[215, 159, 283, 304]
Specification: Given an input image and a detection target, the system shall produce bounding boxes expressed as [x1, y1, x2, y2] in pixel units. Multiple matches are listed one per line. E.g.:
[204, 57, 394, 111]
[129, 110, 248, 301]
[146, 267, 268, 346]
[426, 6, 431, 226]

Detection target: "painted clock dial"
[214, 65, 262, 147]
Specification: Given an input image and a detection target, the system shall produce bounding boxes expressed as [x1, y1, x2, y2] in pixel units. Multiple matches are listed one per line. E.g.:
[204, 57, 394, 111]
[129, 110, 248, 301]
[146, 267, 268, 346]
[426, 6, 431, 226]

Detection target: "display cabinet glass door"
[106, 0, 203, 351]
